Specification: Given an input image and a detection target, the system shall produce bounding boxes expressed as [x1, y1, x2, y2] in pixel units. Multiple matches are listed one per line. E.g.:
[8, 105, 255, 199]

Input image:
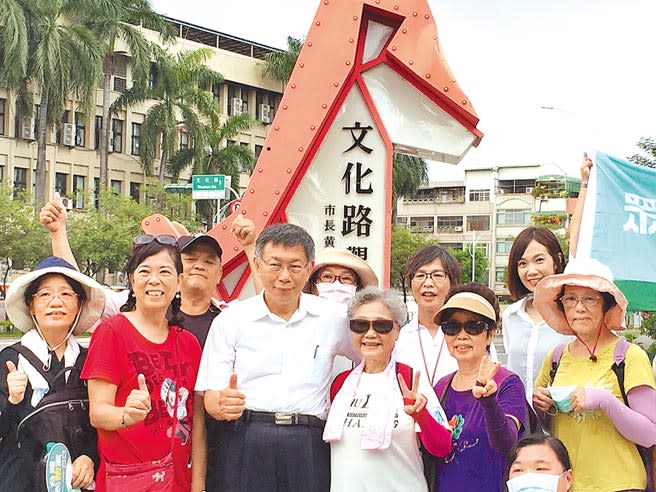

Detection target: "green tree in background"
[451, 245, 489, 284]
[629, 137, 656, 168]
[390, 226, 429, 289]
[112, 46, 223, 182]
[262, 36, 302, 85]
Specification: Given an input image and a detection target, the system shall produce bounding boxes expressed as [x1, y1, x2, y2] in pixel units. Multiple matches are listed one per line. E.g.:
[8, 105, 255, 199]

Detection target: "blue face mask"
[548, 385, 577, 413]
[506, 472, 564, 492]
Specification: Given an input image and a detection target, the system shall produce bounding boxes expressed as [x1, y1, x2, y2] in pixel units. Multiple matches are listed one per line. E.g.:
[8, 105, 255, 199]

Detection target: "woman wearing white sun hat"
[0, 256, 106, 491]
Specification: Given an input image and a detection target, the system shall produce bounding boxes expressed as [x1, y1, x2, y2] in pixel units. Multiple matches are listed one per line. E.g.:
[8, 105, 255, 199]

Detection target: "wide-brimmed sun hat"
[6, 256, 106, 335]
[309, 248, 378, 288]
[534, 257, 627, 335]
[433, 292, 497, 325]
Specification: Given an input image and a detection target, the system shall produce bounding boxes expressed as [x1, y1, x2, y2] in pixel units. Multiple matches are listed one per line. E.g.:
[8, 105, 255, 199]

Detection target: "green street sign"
[192, 175, 226, 199]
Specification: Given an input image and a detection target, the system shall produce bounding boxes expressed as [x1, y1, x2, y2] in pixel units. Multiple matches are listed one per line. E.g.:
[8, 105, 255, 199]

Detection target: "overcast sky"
[150, 0, 656, 179]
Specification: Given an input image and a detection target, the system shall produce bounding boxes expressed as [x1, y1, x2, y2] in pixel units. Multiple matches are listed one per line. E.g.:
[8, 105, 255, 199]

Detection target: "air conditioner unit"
[22, 117, 35, 140]
[526, 187, 533, 193]
[259, 104, 271, 123]
[62, 123, 76, 147]
[231, 98, 243, 116]
[454, 226, 463, 232]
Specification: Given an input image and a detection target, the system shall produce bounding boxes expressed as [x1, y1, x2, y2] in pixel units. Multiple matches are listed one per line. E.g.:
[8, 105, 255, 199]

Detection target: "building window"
[110, 179, 121, 195]
[211, 82, 221, 106]
[55, 110, 70, 144]
[55, 173, 67, 195]
[111, 119, 123, 153]
[499, 179, 536, 194]
[179, 131, 188, 151]
[495, 267, 506, 285]
[439, 187, 465, 203]
[131, 123, 141, 155]
[94, 178, 100, 208]
[14, 168, 27, 193]
[497, 209, 532, 226]
[255, 144, 263, 158]
[467, 215, 490, 231]
[469, 189, 490, 201]
[0, 98, 5, 135]
[436, 216, 464, 233]
[75, 112, 86, 147]
[149, 62, 158, 89]
[73, 175, 85, 209]
[94, 115, 102, 150]
[113, 54, 128, 92]
[409, 216, 434, 233]
[496, 238, 514, 254]
[396, 216, 408, 225]
[130, 182, 140, 203]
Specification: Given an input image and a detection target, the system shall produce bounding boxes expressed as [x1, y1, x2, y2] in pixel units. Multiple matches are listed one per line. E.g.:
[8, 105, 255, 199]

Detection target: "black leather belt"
[242, 410, 325, 428]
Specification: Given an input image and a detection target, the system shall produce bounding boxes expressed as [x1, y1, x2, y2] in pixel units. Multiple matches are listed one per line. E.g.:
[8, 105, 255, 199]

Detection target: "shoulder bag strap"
[611, 337, 631, 406]
[8, 343, 57, 387]
[549, 343, 567, 384]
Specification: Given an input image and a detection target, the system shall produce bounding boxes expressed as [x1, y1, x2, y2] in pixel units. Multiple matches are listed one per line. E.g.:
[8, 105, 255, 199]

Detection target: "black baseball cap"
[178, 233, 223, 259]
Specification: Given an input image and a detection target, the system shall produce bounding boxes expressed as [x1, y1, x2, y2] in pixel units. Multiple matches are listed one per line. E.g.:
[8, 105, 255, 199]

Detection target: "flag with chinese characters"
[577, 151, 656, 310]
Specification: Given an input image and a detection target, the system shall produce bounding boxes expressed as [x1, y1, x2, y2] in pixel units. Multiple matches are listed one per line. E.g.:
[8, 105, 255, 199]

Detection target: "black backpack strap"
[6, 343, 56, 387]
[549, 343, 567, 384]
[610, 338, 631, 406]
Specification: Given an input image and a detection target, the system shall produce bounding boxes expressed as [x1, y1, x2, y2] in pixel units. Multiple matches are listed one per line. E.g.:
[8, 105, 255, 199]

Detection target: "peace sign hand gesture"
[398, 370, 427, 416]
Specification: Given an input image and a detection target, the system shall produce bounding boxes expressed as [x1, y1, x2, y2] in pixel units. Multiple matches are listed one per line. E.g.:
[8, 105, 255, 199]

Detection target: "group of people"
[0, 156, 655, 492]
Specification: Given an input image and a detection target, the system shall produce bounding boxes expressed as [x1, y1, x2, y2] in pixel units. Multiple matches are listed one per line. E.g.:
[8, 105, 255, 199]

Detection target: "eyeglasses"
[349, 318, 396, 334]
[133, 235, 178, 248]
[32, 289, 79, 304]
[559, 294, 601, 308]
[317, 271, 358, 286]
[412, 271, 448, 283]
[259, 257, 307, 274]
[440, 320, 492, 336]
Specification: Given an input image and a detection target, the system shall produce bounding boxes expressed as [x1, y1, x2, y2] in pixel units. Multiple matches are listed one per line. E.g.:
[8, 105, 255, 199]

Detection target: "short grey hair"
[255, 223, 315, 262]
[347, 286, 407, 326]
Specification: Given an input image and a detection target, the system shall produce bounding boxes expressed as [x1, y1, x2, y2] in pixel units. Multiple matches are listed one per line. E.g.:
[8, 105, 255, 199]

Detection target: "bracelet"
[581, 182, 588, 188]
[121, 409, 128, 427]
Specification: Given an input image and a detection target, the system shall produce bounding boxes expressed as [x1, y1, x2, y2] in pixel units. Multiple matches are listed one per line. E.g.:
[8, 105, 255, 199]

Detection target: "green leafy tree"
[390, 226, 430, 290]
[112, 46, 223, 182]
[1, 0, 103, 208]
[451, 246, 489, 284]
[84, 0, 174, 188]
[629, 137, 656, 168]
[392, 153, 429, 222]
[262, 36, 302, 85]
[0, 0, 28, 87]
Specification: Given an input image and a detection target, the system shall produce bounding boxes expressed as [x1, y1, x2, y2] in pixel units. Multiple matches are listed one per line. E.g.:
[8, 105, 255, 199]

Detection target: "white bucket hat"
[6, 256, 106, 335]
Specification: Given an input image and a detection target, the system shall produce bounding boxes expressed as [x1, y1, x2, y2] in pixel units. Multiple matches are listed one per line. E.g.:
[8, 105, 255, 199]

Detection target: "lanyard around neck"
[418, 325, 445, 387]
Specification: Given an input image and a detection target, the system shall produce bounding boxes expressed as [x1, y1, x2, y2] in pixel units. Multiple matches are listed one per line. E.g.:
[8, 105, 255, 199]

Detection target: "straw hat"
[6, 256, 106, 335]
[309, 248, 378, 288]
[534, 257, 627, 335]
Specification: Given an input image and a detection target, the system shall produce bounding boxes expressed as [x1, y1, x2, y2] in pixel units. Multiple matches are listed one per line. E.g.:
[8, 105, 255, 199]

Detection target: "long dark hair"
[120, 241, 184, 327]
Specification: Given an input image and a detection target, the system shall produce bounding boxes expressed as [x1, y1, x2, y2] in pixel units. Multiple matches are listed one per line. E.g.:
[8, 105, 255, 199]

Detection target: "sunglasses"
[440, 320, 492, 336]
[349, 319, 395, 334]
[133, 234, 178, 248]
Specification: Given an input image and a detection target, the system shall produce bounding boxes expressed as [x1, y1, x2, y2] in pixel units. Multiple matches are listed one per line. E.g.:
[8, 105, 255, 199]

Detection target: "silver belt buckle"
[274, 412, 296, 425]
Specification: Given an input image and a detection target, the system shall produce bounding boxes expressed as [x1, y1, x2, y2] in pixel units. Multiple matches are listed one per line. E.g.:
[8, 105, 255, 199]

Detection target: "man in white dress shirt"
[196, 223, 359, 492]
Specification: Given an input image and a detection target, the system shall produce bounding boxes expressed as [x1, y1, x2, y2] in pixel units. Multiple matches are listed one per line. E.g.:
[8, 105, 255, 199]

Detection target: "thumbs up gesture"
[214, 373, 245, 421]
[6, 361, 28, 405]
[123, 374, 152, 427]
[398, 370, 427, 416]
[39, 192, 68, 233]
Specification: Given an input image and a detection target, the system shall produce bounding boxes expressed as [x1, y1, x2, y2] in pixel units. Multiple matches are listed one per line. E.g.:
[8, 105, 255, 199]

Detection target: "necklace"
[418, 324, 445, 386]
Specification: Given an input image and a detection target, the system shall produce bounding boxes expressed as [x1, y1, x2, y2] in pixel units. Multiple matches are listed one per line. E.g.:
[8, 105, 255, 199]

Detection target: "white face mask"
[506, 472, 564, 492]
[315, 281, 357, 305]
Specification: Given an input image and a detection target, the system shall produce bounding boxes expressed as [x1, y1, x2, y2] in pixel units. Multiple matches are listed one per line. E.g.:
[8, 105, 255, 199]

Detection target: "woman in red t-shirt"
[82, 236, 202, 492]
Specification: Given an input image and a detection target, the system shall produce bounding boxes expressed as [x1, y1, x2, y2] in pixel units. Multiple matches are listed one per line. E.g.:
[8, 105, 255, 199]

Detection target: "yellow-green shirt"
[535, 339, 656, 492]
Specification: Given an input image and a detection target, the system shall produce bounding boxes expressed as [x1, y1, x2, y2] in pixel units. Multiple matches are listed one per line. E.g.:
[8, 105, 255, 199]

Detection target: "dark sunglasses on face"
[440, 319, 492, 336]
[349, 318, 395, 334]
[133, 234, 178, 247]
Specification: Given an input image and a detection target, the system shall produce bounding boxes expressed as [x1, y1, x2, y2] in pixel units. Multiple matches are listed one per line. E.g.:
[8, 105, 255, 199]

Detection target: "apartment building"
[396, 163, 580, 296]
[0, 17, 284, 205]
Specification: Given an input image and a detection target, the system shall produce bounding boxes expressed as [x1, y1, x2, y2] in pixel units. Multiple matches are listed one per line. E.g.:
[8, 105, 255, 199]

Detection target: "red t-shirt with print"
[81, 314, 202, 492]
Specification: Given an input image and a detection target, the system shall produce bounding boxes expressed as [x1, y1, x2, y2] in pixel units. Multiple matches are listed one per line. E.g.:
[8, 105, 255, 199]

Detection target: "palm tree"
[262, 36, 302, 85]
[2, 0, 103, 208]
[0, 0, 28, 87]
[168, 112, 256, 226]
[82, 0, 175, 189]
[391, 153, 429, 223]
[111, 46, 223, 182]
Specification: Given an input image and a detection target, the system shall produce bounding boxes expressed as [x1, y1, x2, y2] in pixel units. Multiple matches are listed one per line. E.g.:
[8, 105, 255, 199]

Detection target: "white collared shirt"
[502, 297, 574, 400]
[195, 292, 359, 418]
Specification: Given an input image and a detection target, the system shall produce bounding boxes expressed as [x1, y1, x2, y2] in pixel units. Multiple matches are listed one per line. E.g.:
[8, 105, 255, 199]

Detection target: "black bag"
[7, 344, 95, 466]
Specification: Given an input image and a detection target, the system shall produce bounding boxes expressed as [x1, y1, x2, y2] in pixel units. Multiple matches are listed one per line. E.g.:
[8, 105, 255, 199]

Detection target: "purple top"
[435, 368, 527, 492]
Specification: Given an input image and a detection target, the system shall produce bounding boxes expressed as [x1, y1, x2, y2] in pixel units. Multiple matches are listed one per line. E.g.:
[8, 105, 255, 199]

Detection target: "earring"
[175, 292, 181, 300]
